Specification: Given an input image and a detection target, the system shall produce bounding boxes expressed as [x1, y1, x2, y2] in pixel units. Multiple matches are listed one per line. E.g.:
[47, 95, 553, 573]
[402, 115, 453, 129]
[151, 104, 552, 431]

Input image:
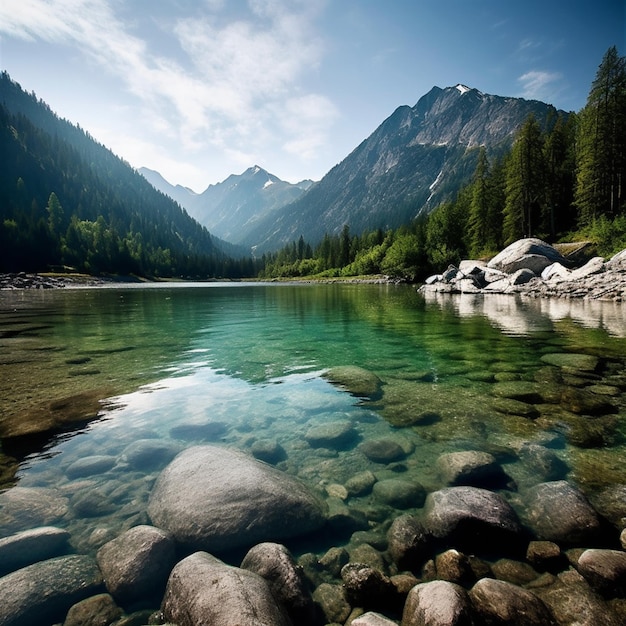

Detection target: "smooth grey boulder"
[422, 487, 524, 553]
[250, 439, 287, 464]
[487, 238, 567, 274]
[304, 420, 357, 448]
[510, 267, 536, 285]
[147, 445, 327, 552]
[241, 542, 316, 625]
[469, 578, 556, 626]
[0, 555, 103, 626]
[401, 580, 473, 626]
[0, 486, 69, 533]
[117, 438, 182, 471]
[65, 455, 116, 479]
[0, 526, 70, 576]
[359, 438, 406, 463]
[436, 451, 506, 488]
[523, 480, 602, 545]
[387, 515, 435, 572]
[162, 552, 291, 626]
[96, 524, 176, 603]
[373, 479, 426, 509]
[62, 593, 122, 626]
[577, 549, 626, 597]
[537, 573, 622, 626]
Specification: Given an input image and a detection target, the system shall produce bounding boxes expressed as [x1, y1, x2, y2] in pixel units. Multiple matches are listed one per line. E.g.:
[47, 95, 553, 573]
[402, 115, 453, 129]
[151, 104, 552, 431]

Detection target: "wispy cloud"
[517, 70, 563, 102]
[0, 0, 337, 171]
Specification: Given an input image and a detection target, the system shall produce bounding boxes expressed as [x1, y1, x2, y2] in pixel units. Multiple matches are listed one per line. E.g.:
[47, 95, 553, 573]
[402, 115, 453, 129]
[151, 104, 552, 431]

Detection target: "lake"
[1, 282, 625, 562]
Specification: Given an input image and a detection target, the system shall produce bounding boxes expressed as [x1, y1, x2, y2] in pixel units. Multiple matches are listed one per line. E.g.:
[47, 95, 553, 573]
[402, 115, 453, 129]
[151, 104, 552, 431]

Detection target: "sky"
[0, 1, 624, 193]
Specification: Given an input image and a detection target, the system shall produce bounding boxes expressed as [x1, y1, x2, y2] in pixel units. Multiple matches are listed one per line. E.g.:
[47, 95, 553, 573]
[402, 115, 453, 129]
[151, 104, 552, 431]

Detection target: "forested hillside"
[261, 47, 626, 281]
[0, 72, 254, 278]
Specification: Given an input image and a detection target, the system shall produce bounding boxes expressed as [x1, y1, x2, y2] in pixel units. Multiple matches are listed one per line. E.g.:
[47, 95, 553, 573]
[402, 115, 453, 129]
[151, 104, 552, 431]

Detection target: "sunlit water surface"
[1, 283, 625, 561]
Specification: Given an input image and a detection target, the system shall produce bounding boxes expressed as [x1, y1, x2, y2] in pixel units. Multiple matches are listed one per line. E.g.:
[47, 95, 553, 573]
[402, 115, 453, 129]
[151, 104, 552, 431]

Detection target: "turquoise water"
[0, 283, 625, 559]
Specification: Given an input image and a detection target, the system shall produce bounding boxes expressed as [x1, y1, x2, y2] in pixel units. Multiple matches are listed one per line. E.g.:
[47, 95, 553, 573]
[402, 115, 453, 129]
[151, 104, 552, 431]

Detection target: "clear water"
[0, 283, 625, 560]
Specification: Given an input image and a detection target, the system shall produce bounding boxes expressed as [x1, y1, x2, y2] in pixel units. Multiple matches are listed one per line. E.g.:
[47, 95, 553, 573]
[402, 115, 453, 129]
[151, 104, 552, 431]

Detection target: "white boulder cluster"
[421, 238, 626, 301]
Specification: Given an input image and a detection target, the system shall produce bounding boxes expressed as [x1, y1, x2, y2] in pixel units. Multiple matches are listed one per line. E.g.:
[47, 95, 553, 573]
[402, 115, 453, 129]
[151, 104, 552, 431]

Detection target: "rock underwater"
[147, 445, 328, 552]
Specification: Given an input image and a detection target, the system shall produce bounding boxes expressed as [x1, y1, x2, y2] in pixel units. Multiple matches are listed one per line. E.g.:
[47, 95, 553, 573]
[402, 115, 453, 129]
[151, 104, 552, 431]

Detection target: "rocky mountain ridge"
[243, 85, 566, 252]
[140, 165, 313, 244]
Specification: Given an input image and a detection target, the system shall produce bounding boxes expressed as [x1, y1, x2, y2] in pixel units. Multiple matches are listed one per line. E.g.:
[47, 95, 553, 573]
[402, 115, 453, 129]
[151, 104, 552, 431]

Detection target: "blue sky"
[0, 1, 623, 192]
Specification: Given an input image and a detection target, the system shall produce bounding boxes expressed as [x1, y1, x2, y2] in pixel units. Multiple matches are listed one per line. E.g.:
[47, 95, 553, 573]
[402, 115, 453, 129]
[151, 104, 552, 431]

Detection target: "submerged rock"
[469, 577, 556, 625]
[162, 552, 291, 626]
[0, 555, 103, 626]
[401, 580, 473, 626]
[0, 526, 70, 576]
[63, 593, 122, 626]
[577, 549, 626, 598]
[0, 487, 69, 533]
[305, 420, 357, 449]
[523, 480, 603, 545]
[436, 451, 507, 488]
[359, 438, 406, 463]
[323, 365, 383, 399]
[241, 542, 316, 625]
[422, 486, 524, 554]
[96, 525, 176, 604]
[147, 445, 327, 552]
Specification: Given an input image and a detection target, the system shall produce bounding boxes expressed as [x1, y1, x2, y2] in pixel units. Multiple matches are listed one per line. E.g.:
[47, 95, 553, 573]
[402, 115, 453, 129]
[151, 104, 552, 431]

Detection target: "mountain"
[0, 72, 250, 277]
[138, 167, 200, 210]
[244, 85, 566, 252]
[140, 165, 313, 244]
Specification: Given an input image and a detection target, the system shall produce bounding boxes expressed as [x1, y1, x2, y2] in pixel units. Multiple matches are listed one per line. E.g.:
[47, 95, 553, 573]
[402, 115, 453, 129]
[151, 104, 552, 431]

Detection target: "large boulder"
[577, 549, 626, 598]
[387, 515, 435, 572]
[523, 481, 603, 545]
[147, 445, 327, 552]
[0, 526, 70, 576]
[436, 451, 507, 488]
[96, 525, 176, 604]
[487, 238, 567, 275]
[469, 578, 556, 625]
[0, 487, 69, 533]
[422, 487, 524, 554]
[401, 580, 473, 626]
[161, 552, 291, 626]
[241, 542, 316, 625]
[0, 555, 103, 626]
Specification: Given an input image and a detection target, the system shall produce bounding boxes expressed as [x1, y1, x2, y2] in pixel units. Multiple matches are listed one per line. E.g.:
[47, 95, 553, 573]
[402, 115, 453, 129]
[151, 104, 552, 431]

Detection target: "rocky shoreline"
[419, 238, 626, 302]
[0, 272, 109, 290]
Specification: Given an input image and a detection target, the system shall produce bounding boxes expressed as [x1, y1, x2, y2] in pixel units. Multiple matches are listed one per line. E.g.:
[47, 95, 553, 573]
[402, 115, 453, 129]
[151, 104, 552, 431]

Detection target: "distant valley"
[139, 166, 313, 245]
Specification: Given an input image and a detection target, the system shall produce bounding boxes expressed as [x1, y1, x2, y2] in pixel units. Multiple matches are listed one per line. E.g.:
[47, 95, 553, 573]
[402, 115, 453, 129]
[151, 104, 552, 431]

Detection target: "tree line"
[0, 72, 257, 278]
[261, 47, 626, 281]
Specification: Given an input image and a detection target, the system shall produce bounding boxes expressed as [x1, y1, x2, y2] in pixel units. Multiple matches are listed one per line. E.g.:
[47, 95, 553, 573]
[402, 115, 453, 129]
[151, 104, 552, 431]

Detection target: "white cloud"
[517, 70, 563, 102]
[0, 0, 336, 179]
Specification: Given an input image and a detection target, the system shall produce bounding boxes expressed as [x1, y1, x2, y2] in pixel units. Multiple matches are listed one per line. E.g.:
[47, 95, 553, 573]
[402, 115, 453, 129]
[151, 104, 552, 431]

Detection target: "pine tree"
[543, 114, 576, 236]
[575, 46, 626, 224]
[466, 148, 501, 256]
[502, 115, 546, 243]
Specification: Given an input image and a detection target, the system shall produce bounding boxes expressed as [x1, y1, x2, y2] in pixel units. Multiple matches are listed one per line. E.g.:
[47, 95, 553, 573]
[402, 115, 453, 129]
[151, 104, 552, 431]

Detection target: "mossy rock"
[323, 366, 383, 399]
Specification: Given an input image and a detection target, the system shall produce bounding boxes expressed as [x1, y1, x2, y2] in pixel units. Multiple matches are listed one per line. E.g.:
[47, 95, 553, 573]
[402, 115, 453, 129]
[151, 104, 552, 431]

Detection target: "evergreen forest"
[0, 72, 258, 278]
[260, 47, 626, 281]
